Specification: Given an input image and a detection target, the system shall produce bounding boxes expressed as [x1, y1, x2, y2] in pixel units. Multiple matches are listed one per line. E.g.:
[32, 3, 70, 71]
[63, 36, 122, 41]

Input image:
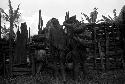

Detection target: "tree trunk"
[9, 16, 14, 76]
[9, 21, 13, 76]
[98, 40, 105, 71]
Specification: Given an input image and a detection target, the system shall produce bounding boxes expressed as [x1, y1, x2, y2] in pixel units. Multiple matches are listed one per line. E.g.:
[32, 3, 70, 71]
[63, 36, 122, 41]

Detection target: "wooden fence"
[84, 23, 125, 71]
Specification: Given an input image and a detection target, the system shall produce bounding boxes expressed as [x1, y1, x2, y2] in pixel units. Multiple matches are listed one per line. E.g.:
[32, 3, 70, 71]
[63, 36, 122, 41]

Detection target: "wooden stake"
[38, 10, 41, 34]
[29, 27, 30, 42]
[0, 12, 1, 39]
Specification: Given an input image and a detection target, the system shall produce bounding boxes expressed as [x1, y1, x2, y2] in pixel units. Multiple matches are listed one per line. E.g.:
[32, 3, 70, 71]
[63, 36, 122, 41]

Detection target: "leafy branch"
[101, 9, 118, 23]
[81, 8, 98, 23]
[0, 0, 21, 39]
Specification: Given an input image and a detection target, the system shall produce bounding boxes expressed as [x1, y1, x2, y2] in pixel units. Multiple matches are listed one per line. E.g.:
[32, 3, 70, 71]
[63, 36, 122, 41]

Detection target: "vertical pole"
[41, 17, 43, 30]
[39, 10, 41, 26]
[3, 53, 5, 78]
[29, 27, 30, 42]
[32, 49, 36, 75]
[67, 11, 69, 19]
[98, 40, 105, 71]
[0, 12, 1, 39]
[38, 10, 41, 34]
[105, 24, 109, 71]
[9, 15, 13, 77]
[120, 24, 125, 69]
[123, 37, 125, 69]
[93, 25, 97, 70]
[122, 13, 125, 69]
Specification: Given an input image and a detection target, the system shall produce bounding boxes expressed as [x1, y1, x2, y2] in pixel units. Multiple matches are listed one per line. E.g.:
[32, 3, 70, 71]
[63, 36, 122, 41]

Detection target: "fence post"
[3, 53, 5, 78]
[93, 25, 97, 70]
[105, 24, 110, 71]
[29, 27, 30, 42]
[0, 12, 1, 39]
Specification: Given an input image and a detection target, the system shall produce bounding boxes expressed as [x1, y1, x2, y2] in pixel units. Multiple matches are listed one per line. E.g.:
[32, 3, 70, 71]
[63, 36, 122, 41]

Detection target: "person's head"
[93, 7, 98, 11]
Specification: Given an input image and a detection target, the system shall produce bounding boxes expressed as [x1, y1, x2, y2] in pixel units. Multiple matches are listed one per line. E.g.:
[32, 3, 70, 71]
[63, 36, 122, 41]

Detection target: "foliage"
[81, 12, 91, 23]
[1, 24, 10, 40]
[0, 0, 21, 39]
[101, 9, 118, 23]
[116, 5, 125, 23]
[81, 8, 98, 23]
[81, 8, 120, 24]
[0, 0, 21, 24]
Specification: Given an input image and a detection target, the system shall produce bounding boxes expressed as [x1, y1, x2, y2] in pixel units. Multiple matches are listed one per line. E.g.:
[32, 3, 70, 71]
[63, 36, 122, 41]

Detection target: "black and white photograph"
[0, 0, 125, 83]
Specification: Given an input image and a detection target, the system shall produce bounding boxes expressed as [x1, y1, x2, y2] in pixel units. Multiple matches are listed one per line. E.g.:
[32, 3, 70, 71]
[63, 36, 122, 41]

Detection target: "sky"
[0, 0, 125, 35]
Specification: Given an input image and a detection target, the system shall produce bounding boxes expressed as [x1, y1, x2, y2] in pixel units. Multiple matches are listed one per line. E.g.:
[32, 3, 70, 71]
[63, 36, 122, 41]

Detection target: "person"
[35, 49, 46, 73]
[63, 15, 80, 36]
[90, 7, 98, 23]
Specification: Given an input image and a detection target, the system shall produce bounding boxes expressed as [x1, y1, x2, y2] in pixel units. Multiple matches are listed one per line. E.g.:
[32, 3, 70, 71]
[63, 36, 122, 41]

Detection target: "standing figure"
[90, 7, 98, 23]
